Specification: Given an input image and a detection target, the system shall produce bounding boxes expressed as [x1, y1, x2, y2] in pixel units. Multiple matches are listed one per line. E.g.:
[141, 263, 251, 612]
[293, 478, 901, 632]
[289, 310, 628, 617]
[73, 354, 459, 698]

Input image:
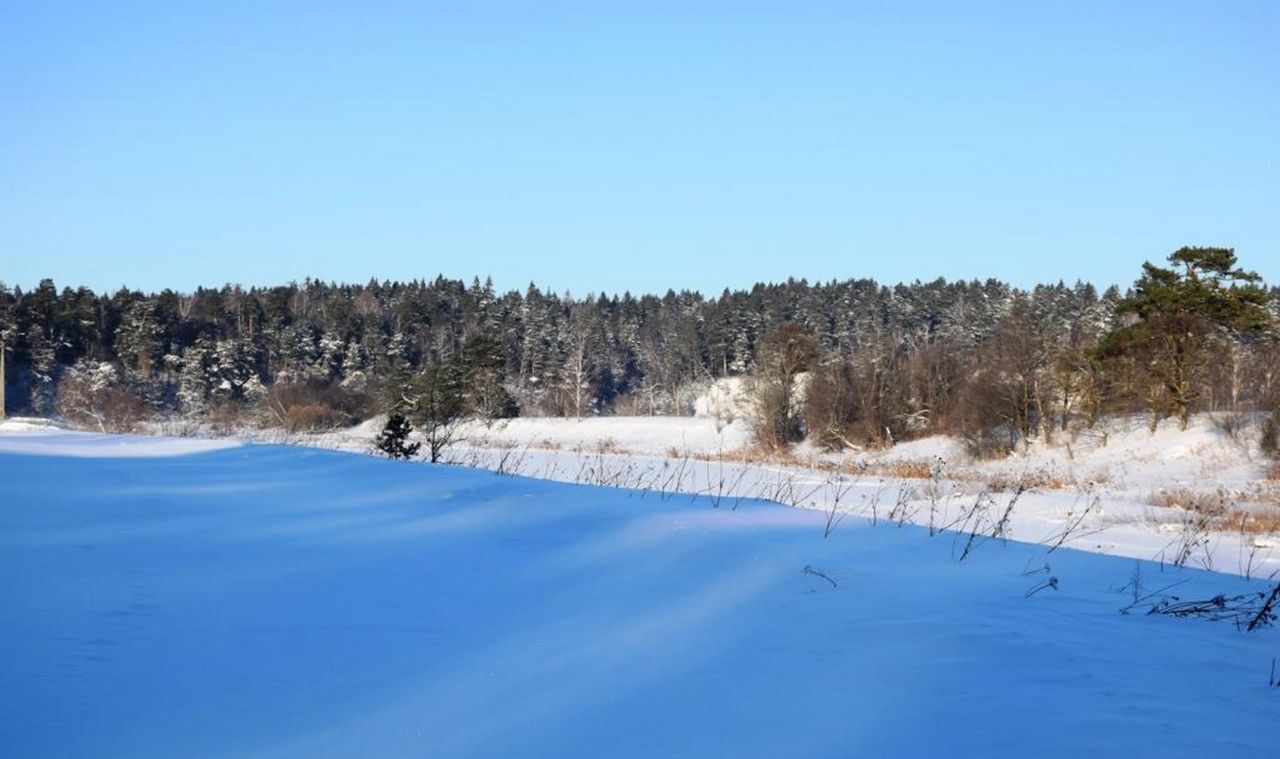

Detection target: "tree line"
[1, 247, 1276, 456]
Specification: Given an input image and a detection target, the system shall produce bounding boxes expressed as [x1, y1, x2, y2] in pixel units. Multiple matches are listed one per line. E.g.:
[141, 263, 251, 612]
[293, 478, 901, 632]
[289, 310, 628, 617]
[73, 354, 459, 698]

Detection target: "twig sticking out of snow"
[1239, 515, 1264, 582]
[952, 492, 993, 562]
[803, 565, 838, 589]
[991, 486, 1026, 544]
[1117, 572, 1189, 615]
[889, 483, 919, 528]
[922, 457, 947, 536]
[1024, 576, 1059, 599]
[1120, 583, 1277, 630]
[861, 480, 888, 527]
[1247, 583, 1280, 633]
[820, 470, 861, 538]
[1043, 490, 1103, 555]
[1158, 510, 1216, 571]
[1021, 559, 1051, 576]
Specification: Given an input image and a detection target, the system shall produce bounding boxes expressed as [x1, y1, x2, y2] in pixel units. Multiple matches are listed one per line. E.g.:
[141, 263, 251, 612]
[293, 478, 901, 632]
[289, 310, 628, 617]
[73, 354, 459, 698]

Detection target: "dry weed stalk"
[1159, 510, 1217, 571]
[803, 564, 838, 589]
[1043, 489, 1104, 554]
[822, 471, 861, 538]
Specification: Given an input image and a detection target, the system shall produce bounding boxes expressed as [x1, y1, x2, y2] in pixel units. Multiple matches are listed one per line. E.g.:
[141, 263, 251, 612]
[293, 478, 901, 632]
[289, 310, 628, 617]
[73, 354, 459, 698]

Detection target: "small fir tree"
[375, 413, 420, 460]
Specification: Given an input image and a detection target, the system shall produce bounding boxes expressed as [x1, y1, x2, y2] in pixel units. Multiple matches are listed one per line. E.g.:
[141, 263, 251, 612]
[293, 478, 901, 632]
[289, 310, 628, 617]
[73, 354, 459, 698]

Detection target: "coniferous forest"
[2, 247, 1277, 454]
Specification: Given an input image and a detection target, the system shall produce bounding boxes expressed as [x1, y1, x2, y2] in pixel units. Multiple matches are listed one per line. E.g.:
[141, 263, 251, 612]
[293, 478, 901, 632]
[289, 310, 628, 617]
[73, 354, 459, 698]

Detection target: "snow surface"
[1, 432, 1277, 757]
[691, 375, 750, 419]
[0, 419, 240, 458]
[310, 413, 1280, 578]
[457, 415, 753, 457]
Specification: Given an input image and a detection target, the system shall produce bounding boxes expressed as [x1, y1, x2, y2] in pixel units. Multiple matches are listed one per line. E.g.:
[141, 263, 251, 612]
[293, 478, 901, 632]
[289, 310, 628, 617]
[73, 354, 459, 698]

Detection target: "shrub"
[54, 361, 149, 433]
[267, 380, 371, 431]
[803, 360, 862, 451]
[1262, 415, 1278, 458]
[284, 404, 348, 433]
[100, 388, 148, 432]
[205, 401, 251, 434]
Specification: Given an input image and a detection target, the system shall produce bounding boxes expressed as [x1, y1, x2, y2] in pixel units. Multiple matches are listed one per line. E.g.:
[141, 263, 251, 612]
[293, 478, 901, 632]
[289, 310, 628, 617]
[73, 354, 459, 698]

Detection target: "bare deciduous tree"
[748, 323, 819, 451]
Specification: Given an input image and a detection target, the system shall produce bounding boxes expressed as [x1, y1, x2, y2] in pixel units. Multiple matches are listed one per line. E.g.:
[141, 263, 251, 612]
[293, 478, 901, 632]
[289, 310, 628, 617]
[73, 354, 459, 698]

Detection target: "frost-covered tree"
[55, 360, 145, 432]
[177, 339, 215, 417]
[0, 259, 1271, 446]
[114, 299, 163, 378]
[460, 334, 516, 421]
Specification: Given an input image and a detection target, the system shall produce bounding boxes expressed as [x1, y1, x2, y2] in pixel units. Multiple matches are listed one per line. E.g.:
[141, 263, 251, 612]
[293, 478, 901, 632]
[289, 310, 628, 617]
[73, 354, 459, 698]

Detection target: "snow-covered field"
[1, 426, 1277, 757]
[310, 414, 1280, 579]
[0, 417, 241, 458]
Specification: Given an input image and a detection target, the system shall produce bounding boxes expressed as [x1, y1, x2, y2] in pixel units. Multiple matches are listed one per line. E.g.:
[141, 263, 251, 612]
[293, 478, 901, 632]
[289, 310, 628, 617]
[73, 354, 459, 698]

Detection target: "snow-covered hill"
[1, 429, 1276, 757]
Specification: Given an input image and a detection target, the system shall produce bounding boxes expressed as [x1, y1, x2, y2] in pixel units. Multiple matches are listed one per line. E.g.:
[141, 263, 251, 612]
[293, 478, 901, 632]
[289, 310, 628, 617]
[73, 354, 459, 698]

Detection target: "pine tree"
[403, 360, 466, 463]
[1097, 247, 1270, 429]
[375, 413, 421, 459]
[115, 299, 163, 378]
[460, 334, 516, 421]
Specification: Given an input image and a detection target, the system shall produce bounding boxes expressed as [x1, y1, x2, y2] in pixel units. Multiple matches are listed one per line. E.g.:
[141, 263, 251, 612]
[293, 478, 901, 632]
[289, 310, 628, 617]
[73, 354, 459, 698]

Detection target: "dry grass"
[591, 438, 628, 455]
[1224, 509, 1280, 535]
[476, 438, 517, 450]
[1151, 482, 1280, 508]
[1147, 487, 1231, 515]
[1084, 468, 1113, 486]
[876, 460, 935, 479]
[683, 445, 940, 481]
[691, 444, 802, 466]
[983, 469, 1073, 493]
[1238, 480, 1280, 506]
[1147, 486, 1280, 535]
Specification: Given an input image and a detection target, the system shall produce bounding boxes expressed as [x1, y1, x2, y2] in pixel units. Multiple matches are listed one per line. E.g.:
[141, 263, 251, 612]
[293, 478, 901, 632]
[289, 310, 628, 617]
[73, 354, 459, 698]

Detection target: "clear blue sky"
[2, 1, 1276, 296]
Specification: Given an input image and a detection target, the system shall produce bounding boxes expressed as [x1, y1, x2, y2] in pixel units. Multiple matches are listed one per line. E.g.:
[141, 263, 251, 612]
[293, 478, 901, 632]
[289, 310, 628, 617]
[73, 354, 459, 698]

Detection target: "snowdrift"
[1, 431, 1276, 757]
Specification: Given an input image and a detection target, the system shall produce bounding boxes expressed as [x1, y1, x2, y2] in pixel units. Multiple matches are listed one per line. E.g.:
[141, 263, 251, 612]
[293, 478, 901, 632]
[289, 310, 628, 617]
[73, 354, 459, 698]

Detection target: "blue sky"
[2, 1, 1276, 296]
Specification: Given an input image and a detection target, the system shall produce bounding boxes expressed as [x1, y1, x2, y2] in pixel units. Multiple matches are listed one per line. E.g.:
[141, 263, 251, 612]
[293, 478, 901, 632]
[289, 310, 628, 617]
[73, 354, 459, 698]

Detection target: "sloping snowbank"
[306, 412, 1280, 577]
[0, 442, 1275, 757]
[0, 420, 240, 457]
[951, 414, 1268, 491]
[0, 416, 61, 432]
[458, 415, 752, 456]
